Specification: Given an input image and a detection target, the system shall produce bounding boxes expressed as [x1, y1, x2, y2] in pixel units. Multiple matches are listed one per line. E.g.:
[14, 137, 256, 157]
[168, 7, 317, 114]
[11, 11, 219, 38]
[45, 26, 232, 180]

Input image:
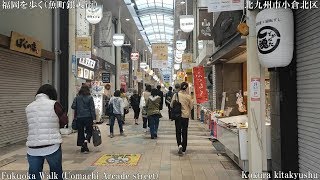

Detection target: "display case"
[216, 115, 271, 171]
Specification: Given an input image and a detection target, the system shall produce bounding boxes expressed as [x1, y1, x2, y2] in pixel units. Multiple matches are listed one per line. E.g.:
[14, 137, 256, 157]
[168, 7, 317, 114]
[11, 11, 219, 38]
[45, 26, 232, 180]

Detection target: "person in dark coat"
[165, 86, 173, 120]
[156, 85, 164, 111]
[130, 90, 141, 125]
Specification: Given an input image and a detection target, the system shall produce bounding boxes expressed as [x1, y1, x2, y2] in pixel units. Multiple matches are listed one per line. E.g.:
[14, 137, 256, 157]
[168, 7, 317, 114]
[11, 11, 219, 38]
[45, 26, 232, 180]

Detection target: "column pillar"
[246, 8, 267, 177]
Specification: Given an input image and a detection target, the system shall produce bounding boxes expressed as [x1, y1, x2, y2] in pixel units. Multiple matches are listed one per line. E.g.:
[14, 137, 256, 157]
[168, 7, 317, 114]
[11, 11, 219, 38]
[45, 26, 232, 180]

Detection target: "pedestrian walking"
[156, 85, 164, 111]
[72, 85, 96, 153]
[26, 84, 68, 180]
[171, 82, 193, 156]
[108, 90, 125, 138]
[146, 88, 162, 139]
[130, 90, 141, 125]
[120, 88, 129, 124]
[165, 86, 173, 121]
[141, 85, 152, 133]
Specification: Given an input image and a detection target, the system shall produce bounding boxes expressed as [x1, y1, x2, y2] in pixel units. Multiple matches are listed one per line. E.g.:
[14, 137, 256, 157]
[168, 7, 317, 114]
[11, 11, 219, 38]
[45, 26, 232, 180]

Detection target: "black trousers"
[76, 117, 93, 146]
[175, 118, 189, 152]
[133, 107, 140, 119]
[168, 106, 172, 119]
[143, 117, 150, 129]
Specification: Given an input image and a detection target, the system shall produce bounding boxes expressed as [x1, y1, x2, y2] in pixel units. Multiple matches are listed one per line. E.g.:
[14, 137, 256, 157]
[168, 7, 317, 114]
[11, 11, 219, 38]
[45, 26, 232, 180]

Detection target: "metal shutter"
[0, 48, 42, 147]
[296, 9, 320, 174]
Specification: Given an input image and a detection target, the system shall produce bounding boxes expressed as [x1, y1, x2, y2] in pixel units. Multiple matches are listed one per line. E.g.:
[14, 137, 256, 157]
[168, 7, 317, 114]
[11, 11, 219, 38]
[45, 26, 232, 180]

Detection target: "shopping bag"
[92, 126, 102, 147]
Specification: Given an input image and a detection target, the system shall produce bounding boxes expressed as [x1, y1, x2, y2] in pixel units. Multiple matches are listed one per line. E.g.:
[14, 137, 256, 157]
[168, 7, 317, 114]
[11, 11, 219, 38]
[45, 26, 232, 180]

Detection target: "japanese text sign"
[10, 31, 42, 57]
[193, 66, 209, 104]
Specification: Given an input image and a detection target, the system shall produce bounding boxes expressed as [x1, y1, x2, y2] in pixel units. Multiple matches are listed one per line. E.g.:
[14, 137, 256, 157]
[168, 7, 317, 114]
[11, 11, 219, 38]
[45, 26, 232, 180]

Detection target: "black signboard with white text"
[102, 73, 111, 83]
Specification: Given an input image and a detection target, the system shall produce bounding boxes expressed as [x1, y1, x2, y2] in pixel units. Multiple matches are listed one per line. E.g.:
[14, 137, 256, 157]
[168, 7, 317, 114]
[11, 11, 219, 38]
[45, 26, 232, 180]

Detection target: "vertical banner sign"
[152, 43, 168, 68]
[76, 37, 92, 58]
[120, 63, 129, 75]
[199, 9, 213, 40]
[95, 11, 112, 47]
[76, 1, 90, 36]
[250, 78, 260, 101]
[193, 66, 209, 104]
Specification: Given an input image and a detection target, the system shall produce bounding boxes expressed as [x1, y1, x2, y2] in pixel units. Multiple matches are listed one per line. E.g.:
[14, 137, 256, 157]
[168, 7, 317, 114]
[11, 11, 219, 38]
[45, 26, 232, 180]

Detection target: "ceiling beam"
[137, 7, 174, 16]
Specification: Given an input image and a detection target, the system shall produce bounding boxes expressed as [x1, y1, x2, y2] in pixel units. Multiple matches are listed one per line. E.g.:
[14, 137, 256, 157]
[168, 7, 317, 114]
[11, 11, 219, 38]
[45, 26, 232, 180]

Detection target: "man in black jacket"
[156, 85, 164, 111]
[165, 86, 173, 120]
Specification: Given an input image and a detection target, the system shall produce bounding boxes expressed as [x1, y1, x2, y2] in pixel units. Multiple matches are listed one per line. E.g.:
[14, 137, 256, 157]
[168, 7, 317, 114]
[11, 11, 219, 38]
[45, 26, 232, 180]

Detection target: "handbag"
[92, 125, 102, 147]
[72, 118, 77, 130]
[124, 108, 129, 114]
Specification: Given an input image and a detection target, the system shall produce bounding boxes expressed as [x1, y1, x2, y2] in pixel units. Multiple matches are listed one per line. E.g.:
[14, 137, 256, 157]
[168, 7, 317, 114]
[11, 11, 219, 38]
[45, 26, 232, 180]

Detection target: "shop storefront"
[295, 9, 320, 173]
[0, 32, 54, 147]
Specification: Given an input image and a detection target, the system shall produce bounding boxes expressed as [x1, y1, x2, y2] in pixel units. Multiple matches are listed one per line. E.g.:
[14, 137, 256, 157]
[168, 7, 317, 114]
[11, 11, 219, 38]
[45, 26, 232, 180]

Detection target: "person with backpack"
[146, 88, 162, 139]
[156, 85, 164, 111]
[165, 86, 173, 121]
[141, 85, 152, 133]
[170, 82, 193, 156]
[130, 90, 141, 125]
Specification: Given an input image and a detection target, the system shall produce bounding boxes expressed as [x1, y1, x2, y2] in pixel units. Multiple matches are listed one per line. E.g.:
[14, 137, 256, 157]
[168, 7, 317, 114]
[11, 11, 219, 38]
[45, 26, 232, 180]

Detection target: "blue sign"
[72, 55, 77, 76]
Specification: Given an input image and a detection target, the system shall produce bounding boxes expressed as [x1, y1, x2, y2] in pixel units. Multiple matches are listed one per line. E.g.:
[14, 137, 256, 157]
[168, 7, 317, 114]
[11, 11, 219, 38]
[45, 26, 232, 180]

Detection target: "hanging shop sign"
[83, 68, 90, 79]
[95, 11, 112, 47]
[89, 70, 94, 80]
[176, 40, 186, 51]
[193, 66, 209, 104]
[186, 68, 193, 83]
[250, 78, 260, 101]
[199, 9, 213, 40]
[130, 52, 139, 61]
[208, 0, 244, 12]
[152, 43, 168, 68]
[102, 72, 111, 83]
[182, 53, 193, 63]
[137, 72, 143, 82]
[175, 56, 182, 64]
[175, 50, 183, 59]
[76, 3, 90, 36]
[180, 15, 194, 33]
[76, 37, 92, 58]
[120, 63, 129, 75]
[78, 58, 96, 69]
[113, 34, 125, 47]
[85, 5, 103, 24]
[9, 31, 42, 57]
[256, 8, 294, 68]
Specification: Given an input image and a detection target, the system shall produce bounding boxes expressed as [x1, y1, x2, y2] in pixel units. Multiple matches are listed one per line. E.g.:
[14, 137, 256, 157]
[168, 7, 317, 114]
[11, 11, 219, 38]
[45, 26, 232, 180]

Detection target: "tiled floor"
[0, 107, 242, 180]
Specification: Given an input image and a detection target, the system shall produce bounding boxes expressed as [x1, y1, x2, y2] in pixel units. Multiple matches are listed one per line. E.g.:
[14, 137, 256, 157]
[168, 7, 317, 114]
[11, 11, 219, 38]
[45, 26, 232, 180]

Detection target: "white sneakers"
[178, 145, 183, 155]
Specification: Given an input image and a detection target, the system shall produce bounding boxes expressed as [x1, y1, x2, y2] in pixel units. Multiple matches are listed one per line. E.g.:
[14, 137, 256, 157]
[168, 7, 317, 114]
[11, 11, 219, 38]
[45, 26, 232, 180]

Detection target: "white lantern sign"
[256, 8, 294, 68]
[113, 34, 125, 47]
[86, 5, 103, 24]
[175, 56, 182, 63]
[180, 15, 194, 33]
[175, 50, 184, 59]
[174, 64, 181, 70]
[176, 40, 186, 51]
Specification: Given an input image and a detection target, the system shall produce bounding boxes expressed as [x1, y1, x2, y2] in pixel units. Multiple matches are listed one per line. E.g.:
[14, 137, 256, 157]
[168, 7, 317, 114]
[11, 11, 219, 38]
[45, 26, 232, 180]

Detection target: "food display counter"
[216, 115, 271, 171]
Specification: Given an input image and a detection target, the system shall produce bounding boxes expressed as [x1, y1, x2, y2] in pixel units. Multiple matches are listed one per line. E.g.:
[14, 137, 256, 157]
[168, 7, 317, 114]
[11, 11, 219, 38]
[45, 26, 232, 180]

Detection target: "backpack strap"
[176, 92, 179, 102]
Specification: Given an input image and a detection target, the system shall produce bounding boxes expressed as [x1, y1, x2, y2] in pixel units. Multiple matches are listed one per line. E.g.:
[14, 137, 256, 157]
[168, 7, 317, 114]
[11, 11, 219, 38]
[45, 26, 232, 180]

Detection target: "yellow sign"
[182, 53, 193, 63]
[186, 68, 193, 83]
[120, 63, 129, 75]
[151, 43, 168, 61]
[10, 31, 42, 57]
[76, 37, 91, 51]
[93, 154, 141, 166]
